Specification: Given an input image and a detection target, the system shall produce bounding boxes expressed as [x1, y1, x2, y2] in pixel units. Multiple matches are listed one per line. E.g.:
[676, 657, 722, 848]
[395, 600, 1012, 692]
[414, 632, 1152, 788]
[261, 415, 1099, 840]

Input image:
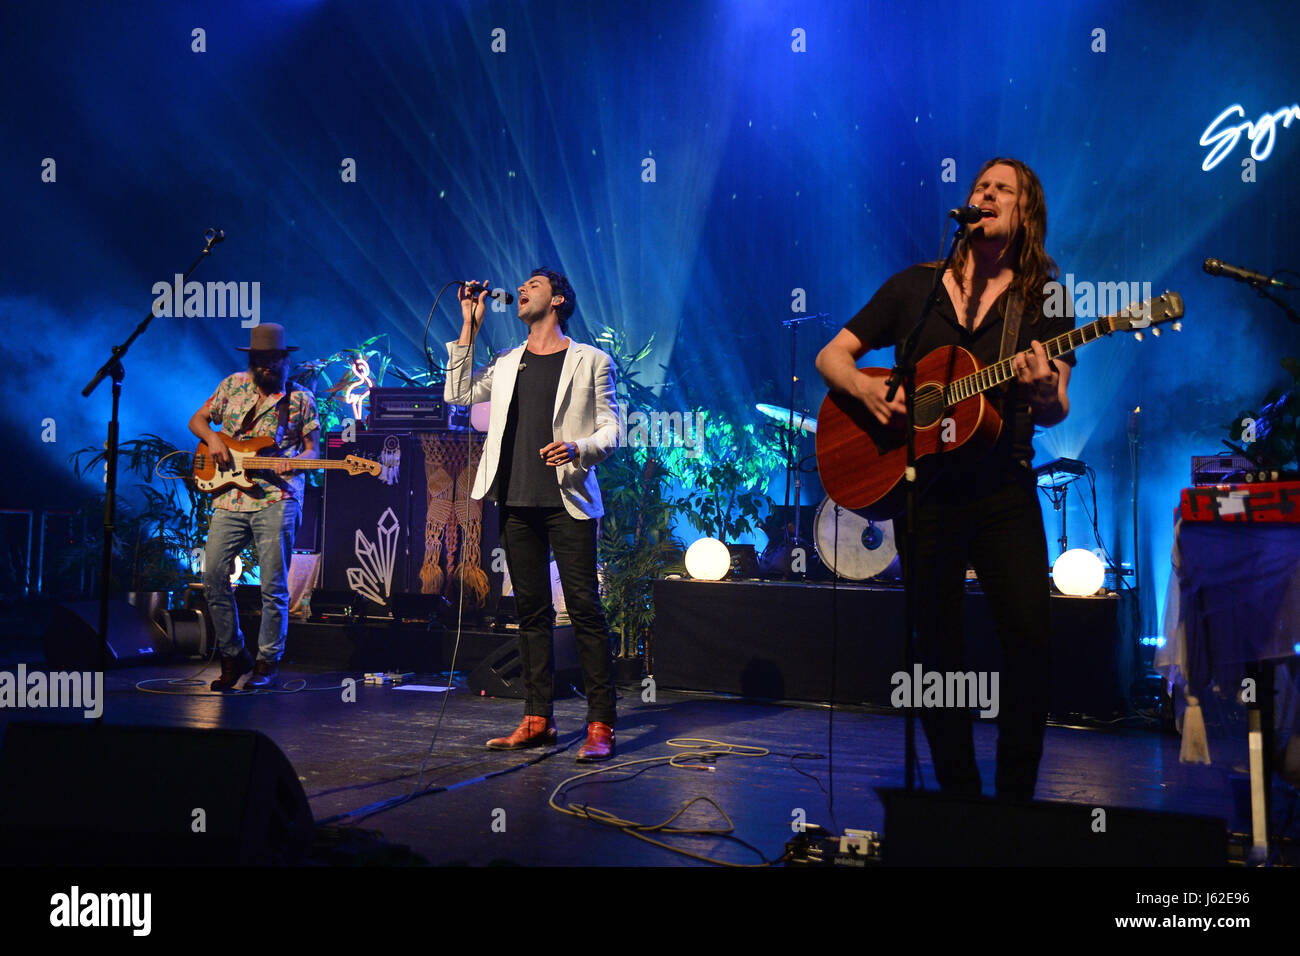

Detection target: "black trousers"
[499, 505, 616, 726]
[903, 459, 1052, 801]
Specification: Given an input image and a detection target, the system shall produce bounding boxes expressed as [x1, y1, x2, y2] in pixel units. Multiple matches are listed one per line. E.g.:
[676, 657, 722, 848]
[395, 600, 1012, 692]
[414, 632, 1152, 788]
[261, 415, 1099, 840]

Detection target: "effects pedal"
[785, 825, 882, 867]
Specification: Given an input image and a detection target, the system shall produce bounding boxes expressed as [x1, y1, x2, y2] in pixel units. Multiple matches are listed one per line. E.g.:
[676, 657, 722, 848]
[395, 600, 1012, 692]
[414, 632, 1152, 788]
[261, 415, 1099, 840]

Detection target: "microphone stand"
[778, 312, 830, 569]
[884, 219, 969, 791]
[81, 228, 224, 716]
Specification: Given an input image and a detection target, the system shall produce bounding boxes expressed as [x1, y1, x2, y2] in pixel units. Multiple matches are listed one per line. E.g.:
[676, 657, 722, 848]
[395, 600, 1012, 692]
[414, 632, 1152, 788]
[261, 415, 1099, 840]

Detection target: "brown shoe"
[210, 649, 253, 691]
[244, 659, 279, 690]
[486, 715, 557, 750]
[576, 721, 615, 762]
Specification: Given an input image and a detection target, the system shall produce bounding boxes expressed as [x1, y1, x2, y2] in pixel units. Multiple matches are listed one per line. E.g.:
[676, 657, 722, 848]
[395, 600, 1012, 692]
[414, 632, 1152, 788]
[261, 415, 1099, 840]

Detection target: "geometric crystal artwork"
[346, 507, 400, 605]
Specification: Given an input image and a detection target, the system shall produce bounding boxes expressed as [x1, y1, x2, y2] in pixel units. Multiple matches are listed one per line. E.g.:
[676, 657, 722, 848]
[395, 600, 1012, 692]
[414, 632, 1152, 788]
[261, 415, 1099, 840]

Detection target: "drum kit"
[755, 402, 899, 583]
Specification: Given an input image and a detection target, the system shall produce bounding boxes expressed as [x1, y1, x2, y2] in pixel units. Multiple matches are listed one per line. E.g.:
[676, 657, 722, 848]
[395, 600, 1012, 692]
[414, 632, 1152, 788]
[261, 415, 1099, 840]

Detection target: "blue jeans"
[203, 499, 301, 661]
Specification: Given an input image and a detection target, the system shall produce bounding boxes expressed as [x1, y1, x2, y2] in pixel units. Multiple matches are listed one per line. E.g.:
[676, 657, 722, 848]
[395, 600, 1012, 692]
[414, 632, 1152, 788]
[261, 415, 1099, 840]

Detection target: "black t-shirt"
[497, 347, 567, 507]
[844, 263, 1076, 467]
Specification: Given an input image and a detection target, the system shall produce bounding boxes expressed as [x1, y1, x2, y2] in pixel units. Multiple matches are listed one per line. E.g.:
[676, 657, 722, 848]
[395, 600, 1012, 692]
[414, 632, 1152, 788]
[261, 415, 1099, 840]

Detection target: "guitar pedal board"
[785, 825, 882, 867]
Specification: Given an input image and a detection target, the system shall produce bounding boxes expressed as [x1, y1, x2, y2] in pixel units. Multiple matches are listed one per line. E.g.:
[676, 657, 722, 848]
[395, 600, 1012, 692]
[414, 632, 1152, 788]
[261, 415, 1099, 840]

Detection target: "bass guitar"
[191, 435, 381, 494]
[815, 291, 1184, 519]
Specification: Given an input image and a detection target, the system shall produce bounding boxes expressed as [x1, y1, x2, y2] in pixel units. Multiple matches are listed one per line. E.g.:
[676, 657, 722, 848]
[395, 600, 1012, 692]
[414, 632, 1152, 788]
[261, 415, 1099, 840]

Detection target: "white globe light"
[685, 537, 731, 581]
[1052, 548, 1105, 596]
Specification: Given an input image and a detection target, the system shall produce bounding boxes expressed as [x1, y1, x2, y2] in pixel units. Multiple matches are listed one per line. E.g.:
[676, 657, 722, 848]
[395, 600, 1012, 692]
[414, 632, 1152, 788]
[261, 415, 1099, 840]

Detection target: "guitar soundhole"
[913, 385, 946, 428]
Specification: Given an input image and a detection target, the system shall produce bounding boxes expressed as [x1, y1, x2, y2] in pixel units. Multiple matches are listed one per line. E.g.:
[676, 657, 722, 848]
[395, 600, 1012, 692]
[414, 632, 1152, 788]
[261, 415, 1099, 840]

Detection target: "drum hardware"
[755, 403, 821, 578]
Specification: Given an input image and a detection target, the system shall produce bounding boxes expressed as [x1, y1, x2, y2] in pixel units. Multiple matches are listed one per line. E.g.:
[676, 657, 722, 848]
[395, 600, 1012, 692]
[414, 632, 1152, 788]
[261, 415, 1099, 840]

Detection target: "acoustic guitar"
[815, 291, 1184, 519]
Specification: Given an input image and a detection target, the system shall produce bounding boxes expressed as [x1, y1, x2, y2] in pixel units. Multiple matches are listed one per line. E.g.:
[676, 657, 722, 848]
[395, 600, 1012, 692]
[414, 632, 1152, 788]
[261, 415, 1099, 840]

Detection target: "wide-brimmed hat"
[236, 323, 298, 352]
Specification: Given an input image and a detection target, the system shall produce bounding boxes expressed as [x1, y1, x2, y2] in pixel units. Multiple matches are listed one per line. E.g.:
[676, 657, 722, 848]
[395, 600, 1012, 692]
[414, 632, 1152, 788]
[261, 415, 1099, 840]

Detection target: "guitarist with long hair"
[188, 323, 320, 691]
[815, 158, 1073, 801]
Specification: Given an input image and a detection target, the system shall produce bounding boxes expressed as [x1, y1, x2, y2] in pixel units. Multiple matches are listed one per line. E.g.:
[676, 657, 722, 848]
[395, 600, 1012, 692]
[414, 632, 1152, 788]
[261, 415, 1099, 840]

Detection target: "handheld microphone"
[1203, 258, 1294, 290]
[461, 281, 515, 305]
[948, 206, 984, 225]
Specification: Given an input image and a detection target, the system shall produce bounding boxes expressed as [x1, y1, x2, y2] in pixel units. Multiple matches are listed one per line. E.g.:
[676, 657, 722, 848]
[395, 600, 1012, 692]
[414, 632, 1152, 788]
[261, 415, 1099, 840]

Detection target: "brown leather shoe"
[486, 715, 557, 750]
[244, 659, 279, 690]
[210, 649, 253, 691]
[576, 721, 615, 762]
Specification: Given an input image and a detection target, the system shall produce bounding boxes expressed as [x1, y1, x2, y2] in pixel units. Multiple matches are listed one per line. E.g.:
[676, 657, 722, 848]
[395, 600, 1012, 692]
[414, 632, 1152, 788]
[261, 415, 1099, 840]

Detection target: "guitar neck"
[946, 315, 1113, 404]
[242, 457, 353, 471]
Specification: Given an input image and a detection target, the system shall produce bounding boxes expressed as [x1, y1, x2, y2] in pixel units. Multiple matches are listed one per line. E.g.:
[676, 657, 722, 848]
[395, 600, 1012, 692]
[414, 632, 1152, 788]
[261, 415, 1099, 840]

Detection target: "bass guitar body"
[192, 435, 381, 495]
[193, 435, 281, 493]
[815, 346, 1003, 520]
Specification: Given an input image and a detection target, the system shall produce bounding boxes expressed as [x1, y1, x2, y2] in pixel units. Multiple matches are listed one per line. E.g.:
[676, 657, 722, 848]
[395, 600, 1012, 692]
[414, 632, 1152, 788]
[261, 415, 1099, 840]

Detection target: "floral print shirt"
[205, 372, 320, 512]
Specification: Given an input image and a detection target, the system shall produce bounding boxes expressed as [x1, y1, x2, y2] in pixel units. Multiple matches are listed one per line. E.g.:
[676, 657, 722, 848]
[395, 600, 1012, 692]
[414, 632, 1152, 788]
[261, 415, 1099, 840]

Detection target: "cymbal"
[755, 403, 817, 434]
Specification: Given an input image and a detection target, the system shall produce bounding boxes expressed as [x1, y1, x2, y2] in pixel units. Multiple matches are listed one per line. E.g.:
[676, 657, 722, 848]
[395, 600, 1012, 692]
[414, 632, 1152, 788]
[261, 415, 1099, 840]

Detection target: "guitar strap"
[276, 382, 293, 447]
[998, 292, 1034, 469]
[998, 292, 1025, 362]
[230, 384, 297, 496]
[234, 383, 294, 445]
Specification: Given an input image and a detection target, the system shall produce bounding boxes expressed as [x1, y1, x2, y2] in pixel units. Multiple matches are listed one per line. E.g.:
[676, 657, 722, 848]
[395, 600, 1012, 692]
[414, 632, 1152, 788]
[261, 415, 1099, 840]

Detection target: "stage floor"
[0, 657, 1276, 867]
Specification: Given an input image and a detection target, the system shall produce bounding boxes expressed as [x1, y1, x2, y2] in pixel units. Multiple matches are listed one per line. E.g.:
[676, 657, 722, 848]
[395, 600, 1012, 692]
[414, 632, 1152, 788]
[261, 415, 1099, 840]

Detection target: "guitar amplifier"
[368, 387, 452, 432]
[1180, 482, 1300, 523]
[1190, 453, 1252, 486]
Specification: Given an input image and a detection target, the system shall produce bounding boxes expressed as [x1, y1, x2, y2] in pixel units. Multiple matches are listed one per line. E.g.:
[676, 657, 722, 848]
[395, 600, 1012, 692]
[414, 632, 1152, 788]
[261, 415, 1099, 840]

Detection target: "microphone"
[205, 228, 225, 244]
[461, 281, 515, 305]
[1203, 258, 1294, 290]
[948, 206, 984, 225]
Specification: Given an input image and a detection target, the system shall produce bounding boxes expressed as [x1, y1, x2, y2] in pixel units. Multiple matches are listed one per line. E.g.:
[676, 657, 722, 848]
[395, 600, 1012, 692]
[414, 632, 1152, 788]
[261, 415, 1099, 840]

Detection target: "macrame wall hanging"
[418, 434, 489, 605]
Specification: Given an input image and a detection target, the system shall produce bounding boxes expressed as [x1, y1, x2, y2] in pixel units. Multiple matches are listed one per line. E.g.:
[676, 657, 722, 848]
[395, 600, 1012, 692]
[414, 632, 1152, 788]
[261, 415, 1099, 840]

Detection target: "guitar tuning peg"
[1172, 321, 1182, 332]
[1134, 331, 1144, 342]
[1151, 327, 1161, 337]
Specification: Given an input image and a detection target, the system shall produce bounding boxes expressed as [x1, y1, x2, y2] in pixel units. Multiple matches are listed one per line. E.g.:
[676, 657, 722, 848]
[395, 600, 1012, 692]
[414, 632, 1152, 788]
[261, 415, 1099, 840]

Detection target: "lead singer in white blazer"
[444, 268, 623, 761]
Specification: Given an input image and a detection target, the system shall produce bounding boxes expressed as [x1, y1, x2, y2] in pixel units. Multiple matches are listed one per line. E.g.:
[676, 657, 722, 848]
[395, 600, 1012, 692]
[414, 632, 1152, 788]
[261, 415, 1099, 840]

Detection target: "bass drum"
[813, 498, 899, 581]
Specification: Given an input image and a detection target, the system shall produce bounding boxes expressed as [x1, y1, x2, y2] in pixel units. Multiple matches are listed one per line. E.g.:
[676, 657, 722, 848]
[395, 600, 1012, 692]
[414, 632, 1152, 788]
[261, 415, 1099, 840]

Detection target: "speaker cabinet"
[321, 433, 412, 598]
[0, 723, 313, 865]
[43, 598, 171, 671]
[468, 626, 582, 699]
[295, 479, 324, 552]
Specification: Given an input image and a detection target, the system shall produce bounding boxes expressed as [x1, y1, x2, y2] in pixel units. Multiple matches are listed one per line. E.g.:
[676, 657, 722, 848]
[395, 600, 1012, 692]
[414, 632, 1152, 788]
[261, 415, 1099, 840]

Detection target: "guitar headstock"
[1109, 290, 1184, 339]
[343, 455, 382, 477]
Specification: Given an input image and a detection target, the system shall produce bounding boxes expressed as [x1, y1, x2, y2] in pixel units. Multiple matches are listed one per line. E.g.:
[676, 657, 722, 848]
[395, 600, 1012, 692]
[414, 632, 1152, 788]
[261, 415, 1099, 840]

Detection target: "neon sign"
[344, 355, 373, 422]
[1200, 102, 1300, 171]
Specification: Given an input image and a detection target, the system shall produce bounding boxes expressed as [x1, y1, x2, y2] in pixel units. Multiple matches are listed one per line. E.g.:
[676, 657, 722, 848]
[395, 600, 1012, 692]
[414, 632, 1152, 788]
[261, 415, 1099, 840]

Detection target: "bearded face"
[249, 350, 290, 393]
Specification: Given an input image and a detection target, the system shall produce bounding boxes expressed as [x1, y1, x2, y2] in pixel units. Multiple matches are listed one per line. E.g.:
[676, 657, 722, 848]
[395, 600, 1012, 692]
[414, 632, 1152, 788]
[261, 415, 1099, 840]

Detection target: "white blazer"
[444, 339, 623, 519]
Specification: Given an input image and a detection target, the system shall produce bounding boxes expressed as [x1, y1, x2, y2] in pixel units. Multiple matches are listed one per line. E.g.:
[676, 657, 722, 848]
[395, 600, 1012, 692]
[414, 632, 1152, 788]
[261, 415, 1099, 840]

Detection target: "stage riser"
[652, 580, 1139, 717]
[880, 790, 1225, 866]
[281, 620, 508, 675]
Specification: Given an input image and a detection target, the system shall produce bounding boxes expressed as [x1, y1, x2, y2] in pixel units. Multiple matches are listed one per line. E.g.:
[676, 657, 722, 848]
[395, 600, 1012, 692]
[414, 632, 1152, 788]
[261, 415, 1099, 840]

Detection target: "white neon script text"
[1200, 102, 1300, 171]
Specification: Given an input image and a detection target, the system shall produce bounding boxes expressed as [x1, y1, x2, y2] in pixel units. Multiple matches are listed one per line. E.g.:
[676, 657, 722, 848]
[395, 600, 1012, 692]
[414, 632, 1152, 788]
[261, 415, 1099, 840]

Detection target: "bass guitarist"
[815, 158, 1073, 801]
[188, 323, 320, 691]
